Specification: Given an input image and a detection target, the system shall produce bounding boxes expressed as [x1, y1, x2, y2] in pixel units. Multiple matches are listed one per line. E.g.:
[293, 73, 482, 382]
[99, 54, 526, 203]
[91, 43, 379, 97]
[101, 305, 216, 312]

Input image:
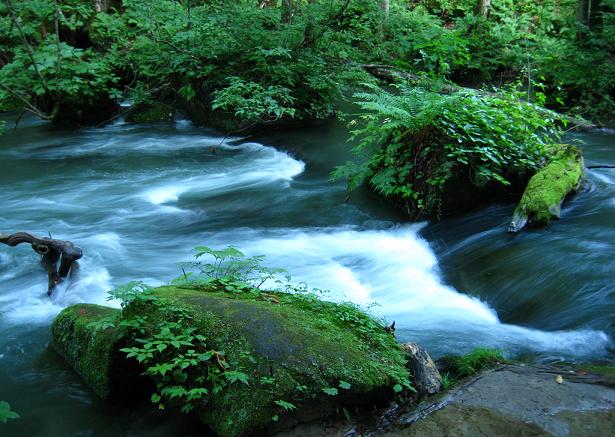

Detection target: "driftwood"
[361, 63, 599, 132]
[0, 232, 82, 295]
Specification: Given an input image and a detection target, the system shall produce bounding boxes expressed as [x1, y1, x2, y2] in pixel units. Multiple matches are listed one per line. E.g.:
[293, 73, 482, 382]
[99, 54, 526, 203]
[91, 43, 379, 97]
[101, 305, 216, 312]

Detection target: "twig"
[0, 82, 50, 120]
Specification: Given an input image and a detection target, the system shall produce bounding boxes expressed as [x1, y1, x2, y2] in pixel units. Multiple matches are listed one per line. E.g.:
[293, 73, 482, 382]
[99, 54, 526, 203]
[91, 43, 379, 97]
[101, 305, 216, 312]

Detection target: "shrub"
[332, 83, 561, 218]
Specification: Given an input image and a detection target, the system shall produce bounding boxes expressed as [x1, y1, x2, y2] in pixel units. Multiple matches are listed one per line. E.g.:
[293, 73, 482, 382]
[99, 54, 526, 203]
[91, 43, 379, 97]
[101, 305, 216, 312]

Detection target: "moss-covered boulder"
[52, 287, 409, 436]
[508, 144, 584, 232]
[51, 304, 127, 398]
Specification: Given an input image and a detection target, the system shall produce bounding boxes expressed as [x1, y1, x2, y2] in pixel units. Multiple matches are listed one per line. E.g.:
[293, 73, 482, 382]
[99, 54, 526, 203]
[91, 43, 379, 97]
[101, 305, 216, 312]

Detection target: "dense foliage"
[333, 83, 562, 218]
[1, 1, 613, 126]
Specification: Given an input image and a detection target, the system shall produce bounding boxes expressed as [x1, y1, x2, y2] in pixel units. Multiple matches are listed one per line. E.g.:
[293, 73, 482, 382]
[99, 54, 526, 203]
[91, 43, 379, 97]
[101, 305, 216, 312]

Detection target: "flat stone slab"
[393, 365, 615, 436]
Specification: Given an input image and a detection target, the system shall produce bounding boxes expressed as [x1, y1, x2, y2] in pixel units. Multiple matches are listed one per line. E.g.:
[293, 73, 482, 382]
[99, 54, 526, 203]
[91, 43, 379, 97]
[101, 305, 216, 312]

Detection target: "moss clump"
[509, 144, 584, 232]
[51, 304, 122, 398]
[125, 102, 174, 123]
[576, 364, 615, 377]
[438, 348, 506, 379]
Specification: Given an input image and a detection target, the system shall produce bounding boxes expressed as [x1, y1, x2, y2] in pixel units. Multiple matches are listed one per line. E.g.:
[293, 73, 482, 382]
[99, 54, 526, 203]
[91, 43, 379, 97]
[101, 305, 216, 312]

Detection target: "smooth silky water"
[0, 115, 613, 435]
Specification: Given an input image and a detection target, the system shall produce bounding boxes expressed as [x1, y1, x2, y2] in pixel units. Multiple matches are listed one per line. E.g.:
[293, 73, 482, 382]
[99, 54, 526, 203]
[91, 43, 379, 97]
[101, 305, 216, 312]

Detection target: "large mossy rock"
[51, 304, 127, 398]
[508, 144, 584, 232]
[52, 287, 409, 436]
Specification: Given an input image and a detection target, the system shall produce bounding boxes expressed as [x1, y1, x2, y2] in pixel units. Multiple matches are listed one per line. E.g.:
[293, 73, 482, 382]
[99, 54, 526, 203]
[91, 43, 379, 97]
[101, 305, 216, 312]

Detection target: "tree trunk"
[281, 0, 293, 24]
[381, 0, 390, 18]
[578, 0, 603, 29]
[476, 0, 491, 17]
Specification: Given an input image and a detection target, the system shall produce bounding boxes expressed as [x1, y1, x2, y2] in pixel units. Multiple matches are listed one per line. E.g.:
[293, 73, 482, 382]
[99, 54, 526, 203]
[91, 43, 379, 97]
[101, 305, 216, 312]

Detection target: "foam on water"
[141, 143, 305, 205]
[0, 260, 113, 325]
[208, 225, 611, 358]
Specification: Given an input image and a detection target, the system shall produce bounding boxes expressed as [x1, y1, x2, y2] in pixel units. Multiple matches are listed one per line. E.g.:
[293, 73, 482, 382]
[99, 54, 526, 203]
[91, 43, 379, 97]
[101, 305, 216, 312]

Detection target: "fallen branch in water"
[0, 232, 82, 295]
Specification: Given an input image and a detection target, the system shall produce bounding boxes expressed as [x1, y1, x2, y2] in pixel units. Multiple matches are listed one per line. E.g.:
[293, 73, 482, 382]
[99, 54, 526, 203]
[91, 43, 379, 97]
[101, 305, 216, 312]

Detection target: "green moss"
[122, 286, 409, 436]
[577, 365, 615, 377]
[51, 304, 122, 398]
[438, 348, 506, 379]
[509, 144, 584, 231]
[125, 102, 174, 123]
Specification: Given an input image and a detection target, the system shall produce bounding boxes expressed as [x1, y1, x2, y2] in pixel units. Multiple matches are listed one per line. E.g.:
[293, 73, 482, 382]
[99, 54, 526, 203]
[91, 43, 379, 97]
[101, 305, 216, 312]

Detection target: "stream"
[0, 115, 613, 435]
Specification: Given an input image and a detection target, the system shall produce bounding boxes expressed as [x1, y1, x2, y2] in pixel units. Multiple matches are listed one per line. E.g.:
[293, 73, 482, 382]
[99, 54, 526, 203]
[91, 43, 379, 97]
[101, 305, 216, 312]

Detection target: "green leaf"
[339, 381, 351, 390]
[0, 401, 19, 423]
[274, 400, 297, 411]
[322, 387, 338, 396]
[223, 370, 250, 385]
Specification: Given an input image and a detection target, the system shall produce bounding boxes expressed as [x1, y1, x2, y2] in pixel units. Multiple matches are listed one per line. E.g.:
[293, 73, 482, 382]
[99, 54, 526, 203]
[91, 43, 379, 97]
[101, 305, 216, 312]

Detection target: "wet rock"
[51, 304, 138, 399]
[52, 287, 409, 437]
[392, 365, 615, 437]
[401, 342, 442, 396]
[509, 144, 584, 232]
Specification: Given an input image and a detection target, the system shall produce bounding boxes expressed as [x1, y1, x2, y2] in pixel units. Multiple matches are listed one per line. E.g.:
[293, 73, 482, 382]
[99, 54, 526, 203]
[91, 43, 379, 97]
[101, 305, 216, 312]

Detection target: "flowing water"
[0, 115, 613, 435]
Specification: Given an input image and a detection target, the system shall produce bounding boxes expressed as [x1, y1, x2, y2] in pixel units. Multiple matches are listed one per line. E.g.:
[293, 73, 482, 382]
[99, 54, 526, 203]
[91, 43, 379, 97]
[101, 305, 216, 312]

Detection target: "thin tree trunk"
[381, 0, 390, 18]
[476, 0, 491, 17]
[281, 0, 293, 24]
[578, 0, 603, 29]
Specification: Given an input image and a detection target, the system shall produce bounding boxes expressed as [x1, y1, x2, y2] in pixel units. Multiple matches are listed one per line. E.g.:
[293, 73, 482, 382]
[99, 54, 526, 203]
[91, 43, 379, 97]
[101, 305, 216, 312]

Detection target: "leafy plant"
[274, 399, 297, 411]
[212, 77, 297, 124]
[0, 401, 19, 423]
[332, 82, 561, 218]
[454, 348, 505, 377]
[103, 282, 250, 414]
[174, 245, 287, 294]
[322, 386, 338, 396]
[440, 372, 455, 390]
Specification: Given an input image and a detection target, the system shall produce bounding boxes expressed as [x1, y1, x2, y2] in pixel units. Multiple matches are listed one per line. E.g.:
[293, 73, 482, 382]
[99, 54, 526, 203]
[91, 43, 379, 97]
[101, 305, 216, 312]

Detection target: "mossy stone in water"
[53, 287, 409, 436]
[51, 304, 123, 398]
[128, 287, 409, 436]
[509, 144, 584, 232]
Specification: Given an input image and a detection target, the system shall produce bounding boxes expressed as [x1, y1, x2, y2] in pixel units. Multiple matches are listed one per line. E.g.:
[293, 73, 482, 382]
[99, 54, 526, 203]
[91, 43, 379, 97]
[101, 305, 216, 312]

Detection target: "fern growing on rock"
[332, 83, 562, 218]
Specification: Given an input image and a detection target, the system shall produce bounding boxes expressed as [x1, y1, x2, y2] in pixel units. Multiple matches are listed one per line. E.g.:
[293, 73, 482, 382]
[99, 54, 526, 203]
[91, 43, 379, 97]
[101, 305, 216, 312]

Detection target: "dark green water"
[0, 115, 613, 435]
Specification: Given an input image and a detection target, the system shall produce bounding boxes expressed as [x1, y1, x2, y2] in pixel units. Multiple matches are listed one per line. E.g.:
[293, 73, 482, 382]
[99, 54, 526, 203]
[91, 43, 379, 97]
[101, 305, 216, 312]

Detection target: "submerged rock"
[51, 287, 410, 436]
[51, 304, 132, 398]
[508, 144, 584, 232]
